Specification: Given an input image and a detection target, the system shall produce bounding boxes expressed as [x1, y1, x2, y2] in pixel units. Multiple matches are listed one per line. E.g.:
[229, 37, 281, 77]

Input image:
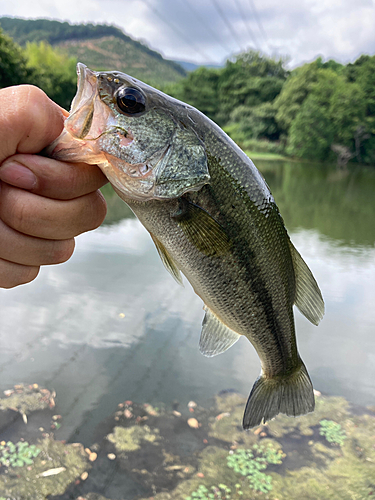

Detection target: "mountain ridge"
[0, 16, 187, 85]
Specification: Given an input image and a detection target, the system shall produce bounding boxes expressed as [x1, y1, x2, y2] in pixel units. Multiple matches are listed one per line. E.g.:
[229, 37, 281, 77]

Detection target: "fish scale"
[47, 63, 325, 429]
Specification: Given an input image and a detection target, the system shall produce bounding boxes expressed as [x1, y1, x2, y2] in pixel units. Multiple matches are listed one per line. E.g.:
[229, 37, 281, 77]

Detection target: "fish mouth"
[70, 63, 97, 115]
[46, 64, 118, 163]
[66, 64, 101, 141]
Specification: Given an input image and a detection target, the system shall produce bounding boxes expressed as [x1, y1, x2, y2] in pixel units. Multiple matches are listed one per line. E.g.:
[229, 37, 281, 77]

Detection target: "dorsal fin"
[288, 240, 325, 326]
[200, 305, 241, 357]
[150, 233, 183, 286]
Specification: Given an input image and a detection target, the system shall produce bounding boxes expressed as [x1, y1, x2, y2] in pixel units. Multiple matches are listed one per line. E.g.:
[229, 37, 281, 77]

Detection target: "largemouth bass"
[47, 63, 324, 429]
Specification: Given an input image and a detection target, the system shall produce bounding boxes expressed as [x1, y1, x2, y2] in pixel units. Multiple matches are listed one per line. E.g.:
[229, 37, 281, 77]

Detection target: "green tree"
[274, 61, 321, 134]
[345, 55, 375, 116]
[217, 50, 288, 124]
[278, 66, 339, 161]
[317, 58, 344, 73]
[279, 61, 370, 163]
[0, 31, 77, 110]
[287, 94, 335, 161]
[329, 80, 366, 146]
[24, 41, 77, 109]
[230, 102, 280, 141]
[165, 66, 220, 122]
[274, 57, 344, 136]
[344, 55, 375, 163]
[0, 29, 30, 87]
[167, 50, 288, 131]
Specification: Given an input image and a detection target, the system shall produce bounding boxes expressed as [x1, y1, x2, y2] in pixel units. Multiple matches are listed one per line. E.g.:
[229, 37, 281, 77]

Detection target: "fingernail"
[0, 162, 37, 190]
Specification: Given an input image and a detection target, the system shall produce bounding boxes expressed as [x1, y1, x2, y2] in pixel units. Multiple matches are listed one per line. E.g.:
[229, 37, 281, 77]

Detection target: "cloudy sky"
[1, 0, 374, 66]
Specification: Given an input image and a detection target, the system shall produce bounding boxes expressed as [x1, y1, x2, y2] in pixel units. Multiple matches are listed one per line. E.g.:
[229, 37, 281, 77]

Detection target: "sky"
[0, 0, 374, 67]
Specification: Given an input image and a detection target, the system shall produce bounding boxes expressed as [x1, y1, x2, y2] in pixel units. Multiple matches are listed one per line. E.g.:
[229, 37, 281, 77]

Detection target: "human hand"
[0, 85, 108, 288]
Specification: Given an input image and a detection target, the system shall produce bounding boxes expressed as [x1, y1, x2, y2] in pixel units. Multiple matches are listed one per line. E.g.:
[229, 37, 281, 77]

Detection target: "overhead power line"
[209, 0, 244, 52]
[247, 0, 269, 50]
[137, 0, 213, 62]
[181, 0, 234, 56]
[232, 0, 259, 49]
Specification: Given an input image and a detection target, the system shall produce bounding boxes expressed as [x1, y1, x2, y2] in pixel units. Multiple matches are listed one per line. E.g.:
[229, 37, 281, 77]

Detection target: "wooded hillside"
[0, 17, 186, 85]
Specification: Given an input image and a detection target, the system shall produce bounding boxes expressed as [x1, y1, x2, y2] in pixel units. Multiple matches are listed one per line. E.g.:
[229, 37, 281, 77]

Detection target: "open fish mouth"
[66, 63, 113, 142]
[70, 63, 97, 115]
[45, 64, 123, 163]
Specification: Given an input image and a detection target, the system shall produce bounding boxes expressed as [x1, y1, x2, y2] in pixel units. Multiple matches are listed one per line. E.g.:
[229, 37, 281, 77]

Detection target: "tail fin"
[242, 362, 315, 429]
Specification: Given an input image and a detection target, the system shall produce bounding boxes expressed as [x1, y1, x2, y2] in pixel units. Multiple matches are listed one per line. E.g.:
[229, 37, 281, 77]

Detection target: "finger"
[0, 258, 39, 289]
[0, 154, 108, 200]
[0, 219, 75, 266]
[0, 85, 65, 163]
[0, 183, 107, 240]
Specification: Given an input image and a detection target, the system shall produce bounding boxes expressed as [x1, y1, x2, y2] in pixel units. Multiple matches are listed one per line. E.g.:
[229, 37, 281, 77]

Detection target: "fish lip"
[64, 63, 110, 142]
[70, 63, 86, 113]
[70, 63, 98, 114]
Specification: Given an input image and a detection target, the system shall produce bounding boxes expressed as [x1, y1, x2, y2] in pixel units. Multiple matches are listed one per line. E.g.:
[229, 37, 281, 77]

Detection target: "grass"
[244, 150, 288, 161]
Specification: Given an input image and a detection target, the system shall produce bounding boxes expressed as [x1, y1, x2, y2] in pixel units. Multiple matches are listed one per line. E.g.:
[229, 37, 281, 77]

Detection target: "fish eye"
[116, 87, 146, 115]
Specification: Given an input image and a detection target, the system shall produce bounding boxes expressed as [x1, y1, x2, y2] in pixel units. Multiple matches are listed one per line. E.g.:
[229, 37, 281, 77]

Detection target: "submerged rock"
[107, 424, 160, 452]
[0, 384, 55, 424]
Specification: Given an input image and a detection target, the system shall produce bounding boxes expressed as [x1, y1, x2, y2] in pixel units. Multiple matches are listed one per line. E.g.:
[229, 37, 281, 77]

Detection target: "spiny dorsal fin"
[173, 199, 232, 257]
[200, 305, 241, 357]
[288, 240, 324, 326]
[150, 233, 183, 286]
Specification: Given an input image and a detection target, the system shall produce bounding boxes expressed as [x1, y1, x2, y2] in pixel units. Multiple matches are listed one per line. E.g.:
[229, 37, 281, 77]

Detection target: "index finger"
[0, 154, 108, 200]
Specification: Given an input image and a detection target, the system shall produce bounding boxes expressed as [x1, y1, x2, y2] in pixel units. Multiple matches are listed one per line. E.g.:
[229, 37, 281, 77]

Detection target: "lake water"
[0, 159, 375, 493]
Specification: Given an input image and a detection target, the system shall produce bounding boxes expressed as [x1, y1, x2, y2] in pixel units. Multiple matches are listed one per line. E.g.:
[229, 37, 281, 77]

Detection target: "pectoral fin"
[288, 240, 325, 325]
[150, 233, 183, 286]
[173, 199, 232, 257]
[200, 305, 240, 357]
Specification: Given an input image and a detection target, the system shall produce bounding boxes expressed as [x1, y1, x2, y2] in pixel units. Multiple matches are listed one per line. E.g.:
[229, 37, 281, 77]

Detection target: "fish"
[47, 63, 325, 429]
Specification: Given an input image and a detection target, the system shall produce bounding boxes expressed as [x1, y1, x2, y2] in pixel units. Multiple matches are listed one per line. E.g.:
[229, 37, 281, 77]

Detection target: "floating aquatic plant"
[226, 443, 284, 493]
[185, 484, 212, 500]
[186, 482, 243, 499]
[0, 440, 41, 468]
[319, 419, 347, 446]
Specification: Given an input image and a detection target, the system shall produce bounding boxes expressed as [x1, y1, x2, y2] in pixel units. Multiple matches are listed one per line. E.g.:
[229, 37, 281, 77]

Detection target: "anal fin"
[150, 233, 183, 286]
[200, 305, 240, 357]
[288, 240, 325, 326]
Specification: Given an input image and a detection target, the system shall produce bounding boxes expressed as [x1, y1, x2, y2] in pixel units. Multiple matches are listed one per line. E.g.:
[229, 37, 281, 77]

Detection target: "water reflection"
[0, 160, 374, 447]
[100, 183, 135, 225]
[259, 160, 375, 247]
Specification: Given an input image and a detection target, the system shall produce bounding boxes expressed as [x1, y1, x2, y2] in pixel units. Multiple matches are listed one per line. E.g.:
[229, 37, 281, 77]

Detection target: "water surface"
[0, 160, 374, 445]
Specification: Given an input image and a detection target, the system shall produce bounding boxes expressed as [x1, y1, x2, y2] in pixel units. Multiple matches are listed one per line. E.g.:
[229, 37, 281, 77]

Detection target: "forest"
[166, 52, 375, 166]
[1, 23, 374, 165]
